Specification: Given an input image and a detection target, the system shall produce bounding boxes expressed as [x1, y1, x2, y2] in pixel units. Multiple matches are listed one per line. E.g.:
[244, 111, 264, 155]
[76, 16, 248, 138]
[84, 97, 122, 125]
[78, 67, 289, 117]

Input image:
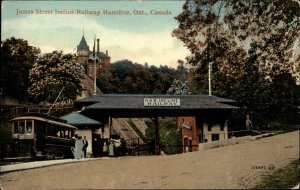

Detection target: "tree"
[173, 0, 299, 80]
[27, 51, 85, 103]
[145, 119, 182, 155]
[97, 59, 188, 94]
[167, 79, 191, 95]
[173, 0, 300, 129]
[1, 37, 40, 102]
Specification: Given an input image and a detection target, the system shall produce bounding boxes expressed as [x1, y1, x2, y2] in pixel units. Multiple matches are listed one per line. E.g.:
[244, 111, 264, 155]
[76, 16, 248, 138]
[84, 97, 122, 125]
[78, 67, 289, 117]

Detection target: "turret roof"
[77, 35, 90, 51]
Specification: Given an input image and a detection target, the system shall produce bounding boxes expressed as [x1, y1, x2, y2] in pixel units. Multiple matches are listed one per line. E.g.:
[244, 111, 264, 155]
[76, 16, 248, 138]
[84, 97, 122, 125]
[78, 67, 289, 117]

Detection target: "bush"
[145, 118, 182, 155]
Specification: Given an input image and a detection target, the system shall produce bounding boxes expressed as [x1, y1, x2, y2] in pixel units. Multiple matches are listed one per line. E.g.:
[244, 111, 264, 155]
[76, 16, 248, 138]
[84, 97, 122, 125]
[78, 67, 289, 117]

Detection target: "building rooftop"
[77, 35, 90, 51]
[60, 111, 100, 125]
[75, 94, 238, 118]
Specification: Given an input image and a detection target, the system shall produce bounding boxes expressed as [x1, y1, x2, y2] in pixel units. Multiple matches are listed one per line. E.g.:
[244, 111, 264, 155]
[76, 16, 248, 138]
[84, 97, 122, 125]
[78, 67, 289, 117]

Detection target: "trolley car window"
[47, 124, 57, 137]
[19, 121, 25, 134]
[66, 130, 71, 138]
[26, 120, 33, 134]
[65, 130, 70, 138]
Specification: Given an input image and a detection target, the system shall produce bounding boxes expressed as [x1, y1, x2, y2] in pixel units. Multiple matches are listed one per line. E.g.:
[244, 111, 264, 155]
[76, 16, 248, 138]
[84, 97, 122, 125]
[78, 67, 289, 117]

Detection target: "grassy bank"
[253, 159, 299, 189]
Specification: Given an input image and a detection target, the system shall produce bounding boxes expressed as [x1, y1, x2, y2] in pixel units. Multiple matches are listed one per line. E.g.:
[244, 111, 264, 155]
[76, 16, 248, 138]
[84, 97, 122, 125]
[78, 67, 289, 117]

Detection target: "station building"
[177, 116, 228, 152]
[75, 94, 237, 154]
[60, 111, 102, 157]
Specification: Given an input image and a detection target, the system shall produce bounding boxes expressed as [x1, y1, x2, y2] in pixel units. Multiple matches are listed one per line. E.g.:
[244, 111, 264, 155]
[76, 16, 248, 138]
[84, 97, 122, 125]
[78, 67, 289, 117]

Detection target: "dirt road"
[0, 131, 299, 189]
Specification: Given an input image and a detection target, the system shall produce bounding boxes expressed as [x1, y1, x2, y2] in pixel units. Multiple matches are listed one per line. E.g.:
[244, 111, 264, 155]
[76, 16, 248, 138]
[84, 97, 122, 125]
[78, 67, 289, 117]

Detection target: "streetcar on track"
[10, 113, 77, 159]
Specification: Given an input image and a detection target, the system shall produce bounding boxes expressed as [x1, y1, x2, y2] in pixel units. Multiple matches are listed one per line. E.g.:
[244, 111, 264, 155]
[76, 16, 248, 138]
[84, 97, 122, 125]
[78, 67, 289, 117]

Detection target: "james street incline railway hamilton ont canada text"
[16, 9, 172, 16]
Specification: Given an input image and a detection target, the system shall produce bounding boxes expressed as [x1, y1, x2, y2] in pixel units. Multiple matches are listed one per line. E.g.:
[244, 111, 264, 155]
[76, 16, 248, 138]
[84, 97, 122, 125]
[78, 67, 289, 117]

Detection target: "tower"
[76, 35, 90, 64]
[76, 32, 111, 78]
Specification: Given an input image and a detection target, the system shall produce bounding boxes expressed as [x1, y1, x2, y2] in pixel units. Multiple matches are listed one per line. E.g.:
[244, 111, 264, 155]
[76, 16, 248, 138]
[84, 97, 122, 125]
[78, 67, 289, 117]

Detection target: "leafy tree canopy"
[173, 0, 299, 79]
[167, 79, 191, 95]
[1, 37, 40, 101]
[97, 59, 188, 94]
[27, 51, 85, 103]
[173, 0, 300, 129]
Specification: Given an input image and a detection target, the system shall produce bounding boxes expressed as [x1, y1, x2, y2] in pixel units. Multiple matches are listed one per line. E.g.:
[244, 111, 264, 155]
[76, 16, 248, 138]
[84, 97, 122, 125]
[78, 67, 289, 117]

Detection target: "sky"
[1, 0, 190, 68]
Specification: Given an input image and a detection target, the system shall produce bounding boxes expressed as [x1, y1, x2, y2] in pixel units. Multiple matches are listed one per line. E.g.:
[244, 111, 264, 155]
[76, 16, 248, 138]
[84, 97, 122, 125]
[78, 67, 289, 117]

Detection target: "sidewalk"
[0, 157, 106, 173]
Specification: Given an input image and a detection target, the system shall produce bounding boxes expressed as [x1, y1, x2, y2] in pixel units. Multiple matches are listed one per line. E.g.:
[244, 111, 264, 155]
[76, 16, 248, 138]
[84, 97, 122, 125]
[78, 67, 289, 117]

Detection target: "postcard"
[1, 0, 299, 189]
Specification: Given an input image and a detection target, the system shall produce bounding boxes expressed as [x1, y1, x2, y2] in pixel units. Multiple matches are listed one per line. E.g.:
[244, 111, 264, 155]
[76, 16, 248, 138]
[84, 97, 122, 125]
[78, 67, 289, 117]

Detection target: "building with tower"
[76, 32, 110, 99]
[76, 33, 111, 79]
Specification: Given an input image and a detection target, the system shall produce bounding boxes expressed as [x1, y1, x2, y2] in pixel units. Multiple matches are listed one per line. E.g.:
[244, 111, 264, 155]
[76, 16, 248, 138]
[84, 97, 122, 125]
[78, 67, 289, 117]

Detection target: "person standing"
[108, 140, 114, 157]
[71, 135, 77, 159]
[245, 115, 252, 135]
[75, 136, 84, 159]
[120, 138, 126, 156]
[103, 141, 108, 156]
[82, 136, 89, 158]
[98, 139, 104, 157]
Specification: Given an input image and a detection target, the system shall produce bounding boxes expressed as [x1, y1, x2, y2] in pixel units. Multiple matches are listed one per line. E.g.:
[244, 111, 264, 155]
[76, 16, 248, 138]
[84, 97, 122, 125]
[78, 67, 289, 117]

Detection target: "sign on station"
[144, 98, 180, 107]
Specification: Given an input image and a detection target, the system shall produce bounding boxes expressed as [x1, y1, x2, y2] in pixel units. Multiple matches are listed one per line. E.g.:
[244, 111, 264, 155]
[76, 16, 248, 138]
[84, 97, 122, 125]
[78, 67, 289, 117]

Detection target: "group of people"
[71, 134, 88, 159]
[109, 138, 126, 157]
[71, 135, 127, 158]
[94, 138, 126, 157]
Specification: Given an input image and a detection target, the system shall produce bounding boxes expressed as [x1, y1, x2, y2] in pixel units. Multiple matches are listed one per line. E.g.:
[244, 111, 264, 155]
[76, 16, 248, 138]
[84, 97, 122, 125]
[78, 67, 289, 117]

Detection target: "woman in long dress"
[75, 136, 84, 159]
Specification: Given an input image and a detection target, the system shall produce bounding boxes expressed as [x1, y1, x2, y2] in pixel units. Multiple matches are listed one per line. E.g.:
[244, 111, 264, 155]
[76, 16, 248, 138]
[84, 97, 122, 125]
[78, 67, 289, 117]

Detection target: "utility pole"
[208, 62, 212, 96]
[93, 35, 97, 95]
[93, 60, 97, 95]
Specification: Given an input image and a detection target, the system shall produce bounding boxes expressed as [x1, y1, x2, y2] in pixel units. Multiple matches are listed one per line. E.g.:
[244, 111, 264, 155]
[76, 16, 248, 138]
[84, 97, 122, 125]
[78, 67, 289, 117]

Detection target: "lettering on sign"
[144, 98, 180, 107]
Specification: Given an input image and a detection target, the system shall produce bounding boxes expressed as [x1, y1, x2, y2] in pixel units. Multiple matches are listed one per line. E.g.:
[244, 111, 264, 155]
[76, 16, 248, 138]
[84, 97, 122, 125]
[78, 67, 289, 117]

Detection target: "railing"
[228, 130, 251, 138]
[125, 137, 150, 156]
[0, 103, 75, 120]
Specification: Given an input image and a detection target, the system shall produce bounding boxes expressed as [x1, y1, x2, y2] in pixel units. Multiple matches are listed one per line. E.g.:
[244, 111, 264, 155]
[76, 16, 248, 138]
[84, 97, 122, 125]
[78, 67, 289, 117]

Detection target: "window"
[183, 137, 188, 153]
[198, 134, 203, 143]
[19, 121, 25, 134]
[26, 120, 33, 134]
[208, 123, 212, 131]
[212, 134, 219, 141]
[66, 130, 71, 138]
[47, 124, 57, 137]
[221, 124, 224, 131]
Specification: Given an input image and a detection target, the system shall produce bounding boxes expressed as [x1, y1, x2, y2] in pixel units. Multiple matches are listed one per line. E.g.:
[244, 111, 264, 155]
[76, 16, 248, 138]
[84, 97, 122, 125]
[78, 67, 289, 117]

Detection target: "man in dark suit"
[82, 136, 88, 158]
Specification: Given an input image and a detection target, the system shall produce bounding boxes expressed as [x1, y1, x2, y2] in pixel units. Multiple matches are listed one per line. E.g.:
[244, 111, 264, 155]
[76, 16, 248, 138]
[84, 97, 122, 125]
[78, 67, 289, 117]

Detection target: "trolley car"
[10, 113, 77, 159]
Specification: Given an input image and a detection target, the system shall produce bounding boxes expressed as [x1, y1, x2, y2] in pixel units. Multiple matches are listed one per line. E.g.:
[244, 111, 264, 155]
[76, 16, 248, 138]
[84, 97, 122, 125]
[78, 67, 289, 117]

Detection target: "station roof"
[75, 94, 238, 118]
[60, 112, 100, 126]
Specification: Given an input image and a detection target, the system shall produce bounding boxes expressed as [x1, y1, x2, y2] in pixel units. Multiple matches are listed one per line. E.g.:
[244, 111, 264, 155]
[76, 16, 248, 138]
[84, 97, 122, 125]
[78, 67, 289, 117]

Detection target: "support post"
[152, 117, 160, 155]
[109, 116, 112, 142]
[138, 138, 140, 156]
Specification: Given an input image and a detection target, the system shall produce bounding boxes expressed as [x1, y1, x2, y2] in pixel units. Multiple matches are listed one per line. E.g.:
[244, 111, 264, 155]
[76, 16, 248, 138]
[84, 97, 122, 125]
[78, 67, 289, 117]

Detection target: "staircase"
[112, 118, 145, 144]
[131, 118, 148, 136]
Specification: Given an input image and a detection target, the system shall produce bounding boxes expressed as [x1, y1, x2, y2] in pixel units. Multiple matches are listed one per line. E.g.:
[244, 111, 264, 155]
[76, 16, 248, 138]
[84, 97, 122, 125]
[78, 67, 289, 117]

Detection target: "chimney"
[106, 50, 108, 56]
[97, 39, 100, 53]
